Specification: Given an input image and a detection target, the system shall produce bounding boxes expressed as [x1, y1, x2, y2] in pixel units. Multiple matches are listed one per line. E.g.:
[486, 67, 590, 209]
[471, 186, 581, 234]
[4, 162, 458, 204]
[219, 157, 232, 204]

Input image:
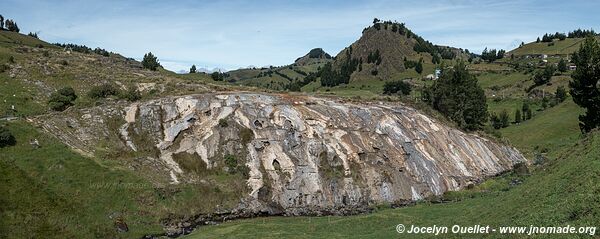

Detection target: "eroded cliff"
[37, 93, 525, 216]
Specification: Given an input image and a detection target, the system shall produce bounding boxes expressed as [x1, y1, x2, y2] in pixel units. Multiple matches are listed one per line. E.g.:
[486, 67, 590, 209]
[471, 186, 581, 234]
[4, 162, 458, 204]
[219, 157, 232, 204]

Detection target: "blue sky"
[3, 0, 600, 72]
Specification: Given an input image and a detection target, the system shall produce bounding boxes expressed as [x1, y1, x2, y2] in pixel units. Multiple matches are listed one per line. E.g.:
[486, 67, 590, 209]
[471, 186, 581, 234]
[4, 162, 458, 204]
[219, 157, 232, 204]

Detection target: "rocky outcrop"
[37, 92, 525, 216]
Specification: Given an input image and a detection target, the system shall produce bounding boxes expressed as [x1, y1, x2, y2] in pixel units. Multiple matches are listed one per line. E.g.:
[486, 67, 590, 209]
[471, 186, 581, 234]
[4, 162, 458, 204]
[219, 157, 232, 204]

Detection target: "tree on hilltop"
[142, 52, 160, 71]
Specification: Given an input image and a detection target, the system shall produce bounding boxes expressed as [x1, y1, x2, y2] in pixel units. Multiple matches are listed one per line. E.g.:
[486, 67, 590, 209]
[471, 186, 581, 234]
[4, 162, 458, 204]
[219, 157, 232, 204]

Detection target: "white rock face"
[37, 93, 525, 215]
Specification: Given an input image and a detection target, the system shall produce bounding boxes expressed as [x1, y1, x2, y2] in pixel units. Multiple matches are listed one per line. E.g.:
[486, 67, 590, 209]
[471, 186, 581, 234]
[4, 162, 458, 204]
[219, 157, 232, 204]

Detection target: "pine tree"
[423, 61, 488, 131]
[142, 52, 160, 71]
[555, 86, 567, 102]
[190, 65, 197, 73]
[0, 126, 16, 148]
[415, 58, 423, 74]
[499, 110, 510, 128]
[557, 58, 568, 72]
[569, 36, 600, 132]
[522, 102, 532, 121]
[515, 109, 522, 124]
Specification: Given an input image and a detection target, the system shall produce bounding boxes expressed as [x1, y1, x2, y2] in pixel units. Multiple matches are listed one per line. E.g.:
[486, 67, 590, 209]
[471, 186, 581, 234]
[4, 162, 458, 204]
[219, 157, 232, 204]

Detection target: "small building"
[569, 65, 577, 71]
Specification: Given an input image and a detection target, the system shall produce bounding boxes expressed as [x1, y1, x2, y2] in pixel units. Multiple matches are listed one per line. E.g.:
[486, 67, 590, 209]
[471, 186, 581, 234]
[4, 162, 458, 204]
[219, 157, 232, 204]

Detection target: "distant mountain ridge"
[294, 48, 332, 65]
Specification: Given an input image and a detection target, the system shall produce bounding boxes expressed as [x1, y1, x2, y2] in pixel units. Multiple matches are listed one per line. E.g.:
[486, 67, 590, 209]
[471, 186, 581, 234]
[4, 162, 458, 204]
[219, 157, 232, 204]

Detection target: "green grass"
[500, 99, 583, 158]
[0, 120, 164, 238]
[509, 37, 600, 56]
[0, 120, 251, 238]
[0, 74, 46, 117]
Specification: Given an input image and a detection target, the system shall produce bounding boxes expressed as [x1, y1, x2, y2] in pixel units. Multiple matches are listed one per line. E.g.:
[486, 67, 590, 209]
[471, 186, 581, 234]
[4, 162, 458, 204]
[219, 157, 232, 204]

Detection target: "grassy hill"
[0, 30, 232, 118]
[509, 37, 600, 56]
[0, 30, 253, 238]
[216, 48, 333, 91]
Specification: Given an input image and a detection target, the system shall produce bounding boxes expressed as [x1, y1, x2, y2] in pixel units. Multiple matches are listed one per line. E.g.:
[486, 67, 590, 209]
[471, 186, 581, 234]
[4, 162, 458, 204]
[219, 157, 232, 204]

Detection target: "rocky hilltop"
[37, 93, 524, 218]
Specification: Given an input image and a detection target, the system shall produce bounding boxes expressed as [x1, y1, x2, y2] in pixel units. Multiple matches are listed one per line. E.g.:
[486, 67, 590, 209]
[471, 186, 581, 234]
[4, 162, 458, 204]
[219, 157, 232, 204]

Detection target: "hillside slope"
[327, 21, 470, 83]
[222, 48, 332, 91]
[0, 30, 222, 118]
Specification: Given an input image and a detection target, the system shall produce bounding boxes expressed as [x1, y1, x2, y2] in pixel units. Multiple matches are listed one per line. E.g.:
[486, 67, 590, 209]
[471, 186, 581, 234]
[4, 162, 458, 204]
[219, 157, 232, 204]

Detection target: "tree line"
[0, 14, 20, 32]
[481, 48, 505, 62]
[370, 18, 466, 62]
[53, 43, 111, 57]
[536, 28, 598, 43]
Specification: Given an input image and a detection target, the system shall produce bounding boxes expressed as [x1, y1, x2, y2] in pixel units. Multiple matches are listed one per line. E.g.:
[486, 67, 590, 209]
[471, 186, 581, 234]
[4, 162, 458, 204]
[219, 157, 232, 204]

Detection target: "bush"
[499, 110, 510, 128]
[383, 80, 411, 95]
[555, 86, 567, 102]
[224, 154, 237, 173]
[490, 113, 502, 129]
[211, 72, 225, 81]
[48, 87, 78, 111]
[218, 118, 228, 127]
[87, 83, 120, 99]
[0, 64, 8, 73]
[0, 126, 16, 148]
[120, 85, 141, 102]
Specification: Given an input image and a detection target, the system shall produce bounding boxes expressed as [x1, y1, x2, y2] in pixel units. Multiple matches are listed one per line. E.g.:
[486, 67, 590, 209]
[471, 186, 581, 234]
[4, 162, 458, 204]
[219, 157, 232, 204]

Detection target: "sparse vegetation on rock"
[87, 83, 120, 99]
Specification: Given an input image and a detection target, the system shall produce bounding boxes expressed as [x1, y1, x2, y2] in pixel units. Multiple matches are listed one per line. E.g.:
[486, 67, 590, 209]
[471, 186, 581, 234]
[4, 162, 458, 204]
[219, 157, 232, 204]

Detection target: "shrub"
[383, 80, 412, 95]
[120, 85, 141, 102]
[0, 64, 8, 73]
[490, 113, 502, 129]
[218, 118, 228, 127]
[240, 128, 254, 144]
[555, 86, 567, 102]
[224, 154, 237, 173]
[211, 72, 225, 81]
[48, 87, 78, 111]
[499, 110, 510, 128]
[0, 126, 16, 148]
[87, 83, 120, 99]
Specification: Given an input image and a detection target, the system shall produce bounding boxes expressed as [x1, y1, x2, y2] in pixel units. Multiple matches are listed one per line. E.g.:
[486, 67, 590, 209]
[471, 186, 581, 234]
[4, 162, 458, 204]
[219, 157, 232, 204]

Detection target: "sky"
[3, 0, 600, 73]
